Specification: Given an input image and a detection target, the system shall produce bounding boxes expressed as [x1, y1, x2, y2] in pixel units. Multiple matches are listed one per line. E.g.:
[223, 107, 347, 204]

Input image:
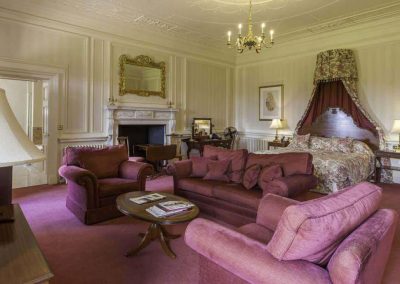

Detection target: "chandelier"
[226, 0, 274, 53]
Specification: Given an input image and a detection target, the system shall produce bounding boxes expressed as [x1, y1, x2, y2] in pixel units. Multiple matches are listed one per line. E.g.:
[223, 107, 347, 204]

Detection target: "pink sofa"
[185, 182, 398, 284]
[59, 145, 154, 224]
[168, 145, 318, 226]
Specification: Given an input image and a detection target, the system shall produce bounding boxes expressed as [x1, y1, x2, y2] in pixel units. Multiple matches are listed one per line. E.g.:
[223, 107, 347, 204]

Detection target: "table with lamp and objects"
[267, 118, 290, 150]
[0, 88, 53, 283]
[375, 119, 400, 183]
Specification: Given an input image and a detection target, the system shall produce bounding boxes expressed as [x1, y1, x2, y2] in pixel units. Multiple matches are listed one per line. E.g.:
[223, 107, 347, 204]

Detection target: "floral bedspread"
[255, 145, 375, 194]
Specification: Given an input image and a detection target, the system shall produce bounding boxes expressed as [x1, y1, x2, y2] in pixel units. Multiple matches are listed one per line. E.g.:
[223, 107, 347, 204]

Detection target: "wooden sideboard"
[182, 138, 232, 157]
[0, 204, 53, 283]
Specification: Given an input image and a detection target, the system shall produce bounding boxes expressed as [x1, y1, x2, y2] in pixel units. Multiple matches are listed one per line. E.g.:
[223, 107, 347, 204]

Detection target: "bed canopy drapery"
[296, 49, 384, 150]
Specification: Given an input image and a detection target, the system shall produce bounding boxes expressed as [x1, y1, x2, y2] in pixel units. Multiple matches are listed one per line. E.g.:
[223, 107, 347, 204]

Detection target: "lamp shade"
[391, 120, 400, 134]
[0, 88, 45, 167]
[270, 119, 282, 129]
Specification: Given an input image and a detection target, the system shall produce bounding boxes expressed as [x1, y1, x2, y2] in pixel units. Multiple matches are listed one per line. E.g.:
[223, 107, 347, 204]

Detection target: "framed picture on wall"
[259, 84, 283, 121]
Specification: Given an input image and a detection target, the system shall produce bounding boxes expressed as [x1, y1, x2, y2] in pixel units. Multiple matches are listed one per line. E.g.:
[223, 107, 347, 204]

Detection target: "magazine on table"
[129, 193, 166, 205]
[146, 201, 195, 218]
[157, 200, 194, 212]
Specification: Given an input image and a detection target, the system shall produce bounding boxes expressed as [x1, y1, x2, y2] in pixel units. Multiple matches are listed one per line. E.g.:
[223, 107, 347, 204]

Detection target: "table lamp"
[392, 119, 400, 151]
[0, 88, 45, 207]
[270, 119, 282, 142]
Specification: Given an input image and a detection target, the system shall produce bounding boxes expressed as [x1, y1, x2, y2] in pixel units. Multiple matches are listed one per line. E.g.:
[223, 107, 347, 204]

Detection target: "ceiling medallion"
[226, 0, 274, 53]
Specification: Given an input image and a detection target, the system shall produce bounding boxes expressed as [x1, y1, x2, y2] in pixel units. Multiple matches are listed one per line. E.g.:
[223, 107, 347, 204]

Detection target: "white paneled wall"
[0, 13, 234, 184]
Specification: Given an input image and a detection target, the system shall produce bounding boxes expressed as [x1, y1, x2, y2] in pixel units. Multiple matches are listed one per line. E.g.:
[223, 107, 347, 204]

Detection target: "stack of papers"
[130, 193, 165, 205]
[146, 201, 195, 218]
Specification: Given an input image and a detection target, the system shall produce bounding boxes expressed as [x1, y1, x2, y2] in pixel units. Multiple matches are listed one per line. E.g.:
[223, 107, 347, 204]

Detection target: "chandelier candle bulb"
[261, 23, 265, 34]
[227, 31, 231, 42]
[270, 30, 274, 41]
[238, 23, 242, 35]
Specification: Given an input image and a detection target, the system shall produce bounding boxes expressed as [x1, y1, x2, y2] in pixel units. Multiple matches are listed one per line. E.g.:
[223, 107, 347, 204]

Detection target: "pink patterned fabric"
[203, 159, 231, 182]
[257, 164, 282, 192]
[203, 146, 248, 183]
[287, 134, 310, 149]
[191, 156, 217, 178]
[266, 182, 382, 265]
[242, 164, 261, 190]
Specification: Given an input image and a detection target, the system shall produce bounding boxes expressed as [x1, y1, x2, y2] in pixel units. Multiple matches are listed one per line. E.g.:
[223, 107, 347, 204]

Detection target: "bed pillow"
[242, 164, 262, 190]
[331, 137, 354, 153]
[190, 156, 217, 177]
[288, 134, 310, 149]
[258, 164, 283, 191]
[203, 159, 231, 182]
[310, 136, 335, 151]
[266, 182, 382, 265]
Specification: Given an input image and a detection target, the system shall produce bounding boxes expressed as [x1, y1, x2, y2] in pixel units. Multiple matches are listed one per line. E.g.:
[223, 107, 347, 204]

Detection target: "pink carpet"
[12, 181, 400, 284]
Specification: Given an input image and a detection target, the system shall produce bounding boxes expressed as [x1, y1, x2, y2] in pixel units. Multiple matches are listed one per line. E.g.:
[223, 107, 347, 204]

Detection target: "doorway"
[0, 78, 49, 188]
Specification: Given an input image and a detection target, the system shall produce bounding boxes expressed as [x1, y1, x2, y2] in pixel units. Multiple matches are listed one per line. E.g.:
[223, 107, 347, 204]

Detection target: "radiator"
[239, 136, 269, 153]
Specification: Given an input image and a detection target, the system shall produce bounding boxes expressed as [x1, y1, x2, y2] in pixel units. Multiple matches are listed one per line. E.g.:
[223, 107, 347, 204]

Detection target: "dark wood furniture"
[136, 144, 181, 171]
[297, 108, 380, 151]
[116, 192, 199, 259]
[268, 140, 289, 150]
[375, 150, 400, 183]
[182, 138, 233, 158]
[0, 204, 53, 283]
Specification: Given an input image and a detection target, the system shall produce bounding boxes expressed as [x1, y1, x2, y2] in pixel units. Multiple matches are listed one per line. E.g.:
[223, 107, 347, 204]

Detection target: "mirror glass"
[119, 55, 166, 98]
[193, 118, 212, 137]
[124, 65, 162, 93]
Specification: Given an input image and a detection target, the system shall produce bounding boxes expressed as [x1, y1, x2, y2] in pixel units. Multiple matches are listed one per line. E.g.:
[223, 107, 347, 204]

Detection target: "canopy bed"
[258, 49, 390, 194]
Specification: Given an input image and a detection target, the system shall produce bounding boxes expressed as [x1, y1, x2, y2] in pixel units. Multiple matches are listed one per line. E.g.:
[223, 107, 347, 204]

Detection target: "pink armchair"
[59, 146, 154, 224]
[185, 182, 398, 284]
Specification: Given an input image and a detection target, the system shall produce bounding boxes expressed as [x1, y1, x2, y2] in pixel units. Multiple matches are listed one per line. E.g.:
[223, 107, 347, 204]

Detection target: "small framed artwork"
[259, 84, 283, 121]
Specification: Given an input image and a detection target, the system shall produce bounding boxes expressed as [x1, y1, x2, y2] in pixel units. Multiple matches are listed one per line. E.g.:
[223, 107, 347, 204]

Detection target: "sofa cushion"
[212, 183, 262, 210]
[246, 152, 313, 176]
[204, 159, 231, 182]
[178, 178, 228, 197]
[238, 223, 274, 243]
[266, 182, 382, 265]
[98, 178, 139, 198]
[191, 156, 217, 178]
[203, 145, 248, 183]
[242, 164, 261, 190]
[257, 164, 282, 191]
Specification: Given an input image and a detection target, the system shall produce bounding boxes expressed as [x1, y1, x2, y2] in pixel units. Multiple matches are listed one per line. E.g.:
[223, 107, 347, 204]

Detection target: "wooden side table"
[268, 140, 290, 150]
[375, 150, 400, 183]
[0, 204, 53, 283]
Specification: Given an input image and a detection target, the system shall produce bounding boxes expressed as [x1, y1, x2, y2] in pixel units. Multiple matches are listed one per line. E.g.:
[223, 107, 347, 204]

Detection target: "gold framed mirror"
[119, 55, 166, 98]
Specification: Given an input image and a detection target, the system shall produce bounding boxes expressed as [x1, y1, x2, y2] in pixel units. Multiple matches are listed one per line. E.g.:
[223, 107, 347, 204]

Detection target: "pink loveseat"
[169, 145, 318, 226]
[185, 182, 398, 284]
[59, 145, 154, 224]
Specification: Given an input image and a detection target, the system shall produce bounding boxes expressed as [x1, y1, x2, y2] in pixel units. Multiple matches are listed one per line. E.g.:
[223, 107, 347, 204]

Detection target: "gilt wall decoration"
[259, 84, 283, 121]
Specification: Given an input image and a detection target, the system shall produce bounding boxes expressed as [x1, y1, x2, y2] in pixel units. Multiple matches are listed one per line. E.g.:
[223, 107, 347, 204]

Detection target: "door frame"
[0, 58, 66, 184]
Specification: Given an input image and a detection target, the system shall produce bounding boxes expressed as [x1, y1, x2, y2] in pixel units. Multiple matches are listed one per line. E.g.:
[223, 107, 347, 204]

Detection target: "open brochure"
[146, 201, 195, 218]
[129, 193, 166, 205]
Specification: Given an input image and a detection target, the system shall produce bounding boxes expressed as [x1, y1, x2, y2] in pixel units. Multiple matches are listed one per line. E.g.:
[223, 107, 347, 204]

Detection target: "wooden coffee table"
[116, 191, 199, 259]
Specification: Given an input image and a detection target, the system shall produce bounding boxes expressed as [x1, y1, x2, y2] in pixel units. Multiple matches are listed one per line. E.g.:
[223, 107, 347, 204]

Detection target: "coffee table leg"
[126, 223, 180, 259]
[126, 223, 158, 257]
[159, 227, 176, 259]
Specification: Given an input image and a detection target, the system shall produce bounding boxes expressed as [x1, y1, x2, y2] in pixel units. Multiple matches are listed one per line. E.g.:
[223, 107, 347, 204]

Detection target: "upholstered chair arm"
[185, 218, 331, 284]
[262, 174, 318, 197]
[256, 194, 299, 231]
[58, 165, 99, 209]
[119, 161, 154, 191]
[59, 165, 97, 186]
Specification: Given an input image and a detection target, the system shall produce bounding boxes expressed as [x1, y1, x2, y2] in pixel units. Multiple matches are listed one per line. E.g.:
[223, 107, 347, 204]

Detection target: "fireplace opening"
[118, 124, 165, 156]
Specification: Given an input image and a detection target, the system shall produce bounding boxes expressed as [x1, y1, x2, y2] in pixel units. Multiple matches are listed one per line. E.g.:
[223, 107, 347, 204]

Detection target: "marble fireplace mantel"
[106, 104, 178, 145]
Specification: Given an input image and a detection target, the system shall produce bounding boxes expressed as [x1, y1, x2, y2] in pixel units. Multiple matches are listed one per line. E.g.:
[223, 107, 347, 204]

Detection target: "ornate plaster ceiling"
[0, 0, 399, 50]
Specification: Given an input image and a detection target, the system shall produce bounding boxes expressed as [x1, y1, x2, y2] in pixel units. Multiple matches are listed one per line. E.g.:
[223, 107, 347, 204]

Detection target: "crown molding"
[235, 13, 400, 67]
[0, 7, 236, 65]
